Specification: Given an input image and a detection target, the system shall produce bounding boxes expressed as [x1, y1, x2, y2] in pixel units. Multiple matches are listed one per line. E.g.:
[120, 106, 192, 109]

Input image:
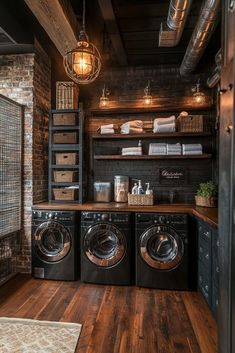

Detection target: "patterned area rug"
[0, 317, 82, 353]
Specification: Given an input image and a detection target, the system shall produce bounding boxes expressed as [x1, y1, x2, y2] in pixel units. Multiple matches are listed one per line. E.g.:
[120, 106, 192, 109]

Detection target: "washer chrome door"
[139, 225, 184, 270]
[34, 221, 71, 262]
[84, 223, 126, 267]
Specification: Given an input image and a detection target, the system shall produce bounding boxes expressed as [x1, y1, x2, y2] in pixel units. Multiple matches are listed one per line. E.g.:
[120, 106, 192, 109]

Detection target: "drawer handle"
[199, 275, 202, 282]
[216, 299, 219, 305]
[205, 285, 209, 291]
[205, 254, 209, 260]
[199, 247, 203, 253]
[216, 240, 220, 247]
[216, 266, 219, 273]
[205, 231, 210, 238]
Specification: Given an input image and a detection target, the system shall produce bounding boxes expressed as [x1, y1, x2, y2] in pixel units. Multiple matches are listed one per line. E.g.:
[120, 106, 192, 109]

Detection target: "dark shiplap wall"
[81, 65, 216, 203]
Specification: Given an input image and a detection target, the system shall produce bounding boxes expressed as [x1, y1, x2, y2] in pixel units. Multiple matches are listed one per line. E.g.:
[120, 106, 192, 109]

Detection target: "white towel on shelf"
[121, 120, 143, 134]
[153, 116, 176, 126]
[122, 147, 142, 155]
[149, 143, 167, 155]
[100, 128, 115, 134]
[182, 144, 203, 151]
[153, 123, 175, 133]
[182, 150, 203, 155]
[100, 124, 115, 134]
[167, 143, 181, 155]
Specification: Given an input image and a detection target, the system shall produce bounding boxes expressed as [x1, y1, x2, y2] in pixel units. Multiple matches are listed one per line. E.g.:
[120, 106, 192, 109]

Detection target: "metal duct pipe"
[180, 0, 221, 76]
[159, 0, 192, 47]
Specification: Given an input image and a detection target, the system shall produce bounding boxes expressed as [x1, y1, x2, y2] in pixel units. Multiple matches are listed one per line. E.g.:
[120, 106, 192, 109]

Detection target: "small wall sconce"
[192, 80, 206, 105]
[143, 80, 152, 105]
[99, 84, 110, 108]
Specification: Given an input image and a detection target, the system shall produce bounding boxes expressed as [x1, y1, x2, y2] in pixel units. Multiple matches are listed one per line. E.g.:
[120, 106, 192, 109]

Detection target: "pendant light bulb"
[143, 80, 152, 105]
[192, 80, 206, 105]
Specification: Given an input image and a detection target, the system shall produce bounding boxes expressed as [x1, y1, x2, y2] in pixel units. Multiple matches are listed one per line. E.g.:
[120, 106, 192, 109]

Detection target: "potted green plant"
[195, 181, 217, 207]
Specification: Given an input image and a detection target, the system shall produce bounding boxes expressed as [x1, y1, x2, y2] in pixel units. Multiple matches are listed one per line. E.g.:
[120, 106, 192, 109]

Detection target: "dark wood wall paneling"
[81, 66, 217, 203]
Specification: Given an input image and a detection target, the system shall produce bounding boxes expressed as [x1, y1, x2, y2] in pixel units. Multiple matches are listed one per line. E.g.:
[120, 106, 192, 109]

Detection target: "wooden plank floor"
[0, 275, 217, 353]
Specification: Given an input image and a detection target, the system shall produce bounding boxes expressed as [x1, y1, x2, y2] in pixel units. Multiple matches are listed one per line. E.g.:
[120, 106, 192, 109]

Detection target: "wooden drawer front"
[54, 171, 77, 182]
[53, 132, 77, 144]
[198, 222, 212, 242]
[198, 262, 211, 305]
[53, 113, 77, 126]
[55, 153, 77, 165]
[53, 188, 77, 200]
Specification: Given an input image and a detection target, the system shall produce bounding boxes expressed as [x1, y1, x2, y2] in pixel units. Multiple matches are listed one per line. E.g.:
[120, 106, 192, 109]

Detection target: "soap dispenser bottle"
[145, 183, 153, 195]
[138, 140, 142, 154]
[137, 180, 144, 194]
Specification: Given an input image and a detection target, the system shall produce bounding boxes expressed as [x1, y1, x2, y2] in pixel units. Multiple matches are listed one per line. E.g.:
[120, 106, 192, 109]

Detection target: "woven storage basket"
[53, 132, 77, 144]
[128, 193, 154, 206]
[54, 171, 77, 182]
[178, 115, 203, 132]
[53, 188, 78, 201]
[56, 81, 79, 110]
[55, 153, 77, 165]
[53, 113, 76, 126]
[195, 196, 217, 207]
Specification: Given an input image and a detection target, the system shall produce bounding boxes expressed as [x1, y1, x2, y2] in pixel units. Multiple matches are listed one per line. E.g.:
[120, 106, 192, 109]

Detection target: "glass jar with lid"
[114, 176, 129, 202]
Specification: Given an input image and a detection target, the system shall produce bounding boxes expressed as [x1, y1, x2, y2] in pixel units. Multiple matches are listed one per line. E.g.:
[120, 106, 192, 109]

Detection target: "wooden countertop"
[32, 202, 218, 228]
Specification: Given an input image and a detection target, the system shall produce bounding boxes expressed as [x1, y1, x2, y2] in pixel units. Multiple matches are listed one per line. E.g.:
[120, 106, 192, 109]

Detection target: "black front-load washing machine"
[135, 213, 191, 290]
[81, 211, 132, 285]
[32, 210, 78, 280]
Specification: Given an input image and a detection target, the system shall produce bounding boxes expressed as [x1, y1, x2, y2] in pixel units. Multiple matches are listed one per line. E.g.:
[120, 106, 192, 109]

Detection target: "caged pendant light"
[63, 0, 101, 84]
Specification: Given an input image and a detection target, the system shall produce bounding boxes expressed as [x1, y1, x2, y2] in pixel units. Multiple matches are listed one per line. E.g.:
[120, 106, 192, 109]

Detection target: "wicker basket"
[178, 115, 203, 132]
[128, 193, 154, 206]
[55, 153, 77, 165]
[53, 188, 78, 201]
[56, 81, 79, 110]
[53, 132, 77, 144]
[53, 113, 77, 126]
[54, 171, 77, 182]
[195, 196, 217, 207]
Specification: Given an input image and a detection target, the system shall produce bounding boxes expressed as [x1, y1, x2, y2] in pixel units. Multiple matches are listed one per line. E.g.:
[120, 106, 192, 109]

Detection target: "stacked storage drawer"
[211, 229, 219, 319]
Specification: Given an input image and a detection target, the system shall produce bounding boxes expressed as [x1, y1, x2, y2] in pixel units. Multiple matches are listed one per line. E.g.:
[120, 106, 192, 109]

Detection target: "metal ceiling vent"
[159, 0, 192, 47]
[180, 0, 221, 76]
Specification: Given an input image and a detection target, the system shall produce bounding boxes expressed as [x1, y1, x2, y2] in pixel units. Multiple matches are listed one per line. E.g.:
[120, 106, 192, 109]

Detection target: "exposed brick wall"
[0, 39, 51, 273]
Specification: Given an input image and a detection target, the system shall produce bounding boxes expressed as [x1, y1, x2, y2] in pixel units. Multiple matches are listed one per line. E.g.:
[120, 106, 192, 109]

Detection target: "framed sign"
[159, 168, 187, 184]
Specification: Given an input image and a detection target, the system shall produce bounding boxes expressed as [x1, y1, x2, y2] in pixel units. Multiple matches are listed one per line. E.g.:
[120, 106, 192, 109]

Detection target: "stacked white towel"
[122, 147, 142, 155]
[149, 143, 167, 155]
[167, 143, 182, 155]
[182, 144, 203, 155]
[121, 120, 143, 134]
[153, 116, 176, 133]
[100, 124, 115, 134]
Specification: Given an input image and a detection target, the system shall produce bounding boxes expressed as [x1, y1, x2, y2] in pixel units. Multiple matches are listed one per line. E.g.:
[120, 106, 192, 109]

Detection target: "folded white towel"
[154, 116, 176, 126]
[100, 124, 114, 129]
[120, 120, 143, 134]
[122, 147, 142, 155]
[182, 144, 202, 151]
[153, 123, 175, 133]
[167, 143, 181, 155]
[100, 128, 115, 134]
[182, 150, 203, 155]
[149, 143, 167, 155]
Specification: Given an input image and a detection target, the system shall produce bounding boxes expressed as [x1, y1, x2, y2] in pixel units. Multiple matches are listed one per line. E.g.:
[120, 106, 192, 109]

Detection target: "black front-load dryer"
[32, 210, 78, 280]
[136, 213, 190, 290]
[81, 211, 132, 285]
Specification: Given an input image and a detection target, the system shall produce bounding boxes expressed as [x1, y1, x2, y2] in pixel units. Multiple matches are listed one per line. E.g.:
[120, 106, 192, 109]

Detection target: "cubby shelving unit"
[48, 107, 84, 203]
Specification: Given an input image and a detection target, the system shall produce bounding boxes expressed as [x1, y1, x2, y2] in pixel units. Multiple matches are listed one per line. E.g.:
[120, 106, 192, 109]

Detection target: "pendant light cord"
[82, 0, 86, 30]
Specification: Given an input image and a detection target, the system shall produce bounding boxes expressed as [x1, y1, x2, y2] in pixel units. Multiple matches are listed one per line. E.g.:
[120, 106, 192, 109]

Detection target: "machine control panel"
[81, 212, 131, 223]
[32, 210, 75, 222]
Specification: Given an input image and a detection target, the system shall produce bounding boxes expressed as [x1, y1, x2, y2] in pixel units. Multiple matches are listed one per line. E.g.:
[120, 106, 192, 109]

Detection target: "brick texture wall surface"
[0, 39, 51, 273]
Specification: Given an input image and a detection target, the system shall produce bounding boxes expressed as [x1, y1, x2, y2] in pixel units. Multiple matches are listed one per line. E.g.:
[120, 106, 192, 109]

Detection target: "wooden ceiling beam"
[98, 0, 127, 66]
[24, 0, 79, 56]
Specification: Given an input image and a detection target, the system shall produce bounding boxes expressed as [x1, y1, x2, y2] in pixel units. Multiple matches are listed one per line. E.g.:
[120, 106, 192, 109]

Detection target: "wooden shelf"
[51, 144, 80, 151]
[92, 132, 212, 139]
[51, 182, 79, 186]
[94, 154, 212, 160]
[51, 164, 80, 169]
[51, 125, 80, 131]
